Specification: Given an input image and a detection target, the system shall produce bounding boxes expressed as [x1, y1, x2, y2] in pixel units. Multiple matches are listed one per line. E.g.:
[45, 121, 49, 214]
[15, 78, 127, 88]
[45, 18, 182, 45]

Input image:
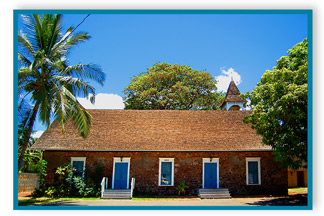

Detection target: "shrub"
[31, 160, 48, 198]
[33, 163, 101, 198]
[147, 185, 153, 196]
[177, 181, 189, 196]
[45, 186, 57, 198]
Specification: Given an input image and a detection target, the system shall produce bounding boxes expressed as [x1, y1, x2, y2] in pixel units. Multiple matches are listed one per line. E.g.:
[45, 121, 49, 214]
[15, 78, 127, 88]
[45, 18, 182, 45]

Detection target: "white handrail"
[101, 177, 108, 198]
[130, 178, 135, 198]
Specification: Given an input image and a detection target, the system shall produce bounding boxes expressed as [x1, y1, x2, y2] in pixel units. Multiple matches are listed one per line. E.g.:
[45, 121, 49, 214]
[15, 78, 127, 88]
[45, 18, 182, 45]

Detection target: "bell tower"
[220, 79, 246, 111]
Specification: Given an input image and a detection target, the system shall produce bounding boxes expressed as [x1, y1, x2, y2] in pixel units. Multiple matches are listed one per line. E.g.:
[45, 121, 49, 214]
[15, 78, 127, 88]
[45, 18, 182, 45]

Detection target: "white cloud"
[32, 130, 44, 139]
[77, 93, 125, 110]
[215, 68, 242, 92]
[245, 99, 251, 111]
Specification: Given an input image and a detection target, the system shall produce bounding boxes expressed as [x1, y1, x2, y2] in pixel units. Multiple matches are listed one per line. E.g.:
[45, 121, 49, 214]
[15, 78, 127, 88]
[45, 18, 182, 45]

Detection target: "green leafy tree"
[242, 39, 308, 169]
[18, 14, 105, 171]
[123, 63, 224, 110]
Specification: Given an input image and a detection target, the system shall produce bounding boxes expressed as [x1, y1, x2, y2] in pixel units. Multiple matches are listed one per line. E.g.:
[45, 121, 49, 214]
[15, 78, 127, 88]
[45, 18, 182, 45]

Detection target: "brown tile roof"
[220, 81, 247, 109]
[32, 110, 271, 151]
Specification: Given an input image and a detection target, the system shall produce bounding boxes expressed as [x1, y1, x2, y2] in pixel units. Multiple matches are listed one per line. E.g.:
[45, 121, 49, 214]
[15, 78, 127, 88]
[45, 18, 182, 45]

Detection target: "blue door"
[204, 163, 217, 189]
[114, 163, 128, 189]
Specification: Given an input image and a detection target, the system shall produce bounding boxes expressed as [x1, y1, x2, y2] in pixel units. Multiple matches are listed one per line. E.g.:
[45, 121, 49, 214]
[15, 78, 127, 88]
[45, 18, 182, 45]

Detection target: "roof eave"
[36, 148, 273, 152]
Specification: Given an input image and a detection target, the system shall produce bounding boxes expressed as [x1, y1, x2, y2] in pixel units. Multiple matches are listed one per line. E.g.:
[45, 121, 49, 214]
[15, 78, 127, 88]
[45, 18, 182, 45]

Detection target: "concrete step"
[102, 193, 132, 196]
[200, 195, 232, 199]
[199, 190, 231, 194]
[199, 188, 232, 199]
[102, 195, 132, 199]
[199, 188, 229, 192]
[102, 191, 131, 193]
[101, 189, 132, 199]
[199, 192, 230, 195]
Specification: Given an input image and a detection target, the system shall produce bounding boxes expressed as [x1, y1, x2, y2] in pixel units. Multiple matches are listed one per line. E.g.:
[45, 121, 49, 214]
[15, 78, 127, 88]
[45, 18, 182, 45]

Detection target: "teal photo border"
[13, 9, 313, 210]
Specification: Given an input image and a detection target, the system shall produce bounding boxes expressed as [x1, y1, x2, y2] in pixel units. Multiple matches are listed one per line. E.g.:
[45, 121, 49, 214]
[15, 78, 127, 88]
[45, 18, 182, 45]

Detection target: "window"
[159, 158, 174, 186]
[71, 157, 86, 178]
[246, 158, 261, 185]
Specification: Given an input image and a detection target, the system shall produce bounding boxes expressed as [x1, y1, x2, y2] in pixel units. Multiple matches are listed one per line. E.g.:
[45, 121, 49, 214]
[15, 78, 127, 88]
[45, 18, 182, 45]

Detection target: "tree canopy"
[18, 14, 105, 171]
[123, 63, 224, 110]
[242, 39, 308, 169]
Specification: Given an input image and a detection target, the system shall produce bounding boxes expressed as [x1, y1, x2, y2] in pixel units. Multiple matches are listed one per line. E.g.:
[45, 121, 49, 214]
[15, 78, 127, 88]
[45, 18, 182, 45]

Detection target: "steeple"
[220, 80, 246, 111]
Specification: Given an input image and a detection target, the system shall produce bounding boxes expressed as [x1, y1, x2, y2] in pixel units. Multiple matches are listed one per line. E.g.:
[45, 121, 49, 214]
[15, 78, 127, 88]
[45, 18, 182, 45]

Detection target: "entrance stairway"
[101, 177, 135, 199]
[102, 189, 132, 199]
[198, 188, 232, 199]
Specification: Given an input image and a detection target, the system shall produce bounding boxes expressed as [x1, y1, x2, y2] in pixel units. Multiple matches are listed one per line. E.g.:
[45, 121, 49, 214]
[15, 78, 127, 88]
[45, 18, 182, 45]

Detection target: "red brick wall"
[43, 151, 287, 196]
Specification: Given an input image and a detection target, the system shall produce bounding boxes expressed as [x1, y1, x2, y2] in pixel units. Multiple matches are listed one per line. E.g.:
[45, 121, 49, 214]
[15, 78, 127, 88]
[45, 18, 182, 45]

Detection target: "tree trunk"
[18, 103, 39, 171]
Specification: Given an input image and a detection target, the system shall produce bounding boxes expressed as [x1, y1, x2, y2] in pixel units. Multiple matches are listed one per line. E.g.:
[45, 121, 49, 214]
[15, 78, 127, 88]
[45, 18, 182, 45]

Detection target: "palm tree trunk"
[18, 103, 39, 171]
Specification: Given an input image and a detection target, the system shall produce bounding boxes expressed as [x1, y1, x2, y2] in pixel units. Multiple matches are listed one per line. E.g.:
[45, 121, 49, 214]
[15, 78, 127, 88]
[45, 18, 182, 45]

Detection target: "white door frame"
[112, 157, 131, 189]
[202, 158, 219, 189]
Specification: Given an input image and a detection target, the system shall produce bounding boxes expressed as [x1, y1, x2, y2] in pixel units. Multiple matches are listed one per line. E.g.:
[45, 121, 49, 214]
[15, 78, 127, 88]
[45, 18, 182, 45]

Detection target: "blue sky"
[17, 12, 308, 136]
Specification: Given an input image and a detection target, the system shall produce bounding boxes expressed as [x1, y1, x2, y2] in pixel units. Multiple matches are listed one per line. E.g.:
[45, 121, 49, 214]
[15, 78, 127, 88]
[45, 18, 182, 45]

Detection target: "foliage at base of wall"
[177, 181, 189, 196]
[32, 163, 103, 198]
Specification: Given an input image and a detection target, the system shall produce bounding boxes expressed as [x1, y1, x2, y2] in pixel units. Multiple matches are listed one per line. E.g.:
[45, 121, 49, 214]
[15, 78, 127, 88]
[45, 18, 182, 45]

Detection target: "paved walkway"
[27, 195, 307, 206]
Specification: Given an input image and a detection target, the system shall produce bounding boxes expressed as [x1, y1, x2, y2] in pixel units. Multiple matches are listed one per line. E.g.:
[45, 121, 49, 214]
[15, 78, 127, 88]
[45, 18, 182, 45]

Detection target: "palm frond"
[20, 14, 43, 52]
[51, 26, 73, 55]
[63, 31, 91, 48]
[50, 83, 92, 137]
[38, 95, 51, 126]
[52, 57, 67, 70]
[18, 52, 32, 67]
[62, 87, 91, 138]
[51, 31, 91, 58]
[18, 98, 32, 125]
[32, 14, 45, 51]
[18, 66, 34, 80]
[51, 84, 72, 134]
[46, 14, 62, 56]
[23, 150, 43, 161]
[18, 67, 36, 96]
[34, 80, 54, 126]
[54, 75, 96, 98]
[71, 102, 91, 138]
[18, 31, 36, 56]
[60, 63, 105, 85]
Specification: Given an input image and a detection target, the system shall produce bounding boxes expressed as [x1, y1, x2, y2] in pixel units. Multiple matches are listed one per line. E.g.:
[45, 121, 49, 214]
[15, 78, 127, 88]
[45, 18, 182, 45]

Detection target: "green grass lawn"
[19, 188, 308, 205]
[18, 196, 198, 205]
[18, 197, 101, 206]
[288, 187, 308, 194]
[132, 197, 198, 201]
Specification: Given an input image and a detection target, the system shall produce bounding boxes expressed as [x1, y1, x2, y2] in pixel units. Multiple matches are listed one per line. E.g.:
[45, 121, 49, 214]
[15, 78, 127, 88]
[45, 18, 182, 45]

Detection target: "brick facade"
[43, 150, 287, 196]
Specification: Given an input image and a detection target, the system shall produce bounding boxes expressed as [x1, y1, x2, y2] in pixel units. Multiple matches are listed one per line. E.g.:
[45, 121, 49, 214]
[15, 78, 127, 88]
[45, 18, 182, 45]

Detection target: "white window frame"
[71, 157, 86, 178]
[158, 158, 174, 186]
[112, 157, 131, 189]
[246, 157, 261, 185]
[202, 158, 220, 189]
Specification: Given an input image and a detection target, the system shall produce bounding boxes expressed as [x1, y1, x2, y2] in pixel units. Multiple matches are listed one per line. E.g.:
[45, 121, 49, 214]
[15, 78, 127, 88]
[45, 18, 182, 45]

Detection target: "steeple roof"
[220, 81, 246, 109]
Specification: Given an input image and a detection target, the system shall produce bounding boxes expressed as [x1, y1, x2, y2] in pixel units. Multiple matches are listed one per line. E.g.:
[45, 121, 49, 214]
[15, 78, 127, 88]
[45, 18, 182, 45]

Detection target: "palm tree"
[18, 14, 105, 171]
